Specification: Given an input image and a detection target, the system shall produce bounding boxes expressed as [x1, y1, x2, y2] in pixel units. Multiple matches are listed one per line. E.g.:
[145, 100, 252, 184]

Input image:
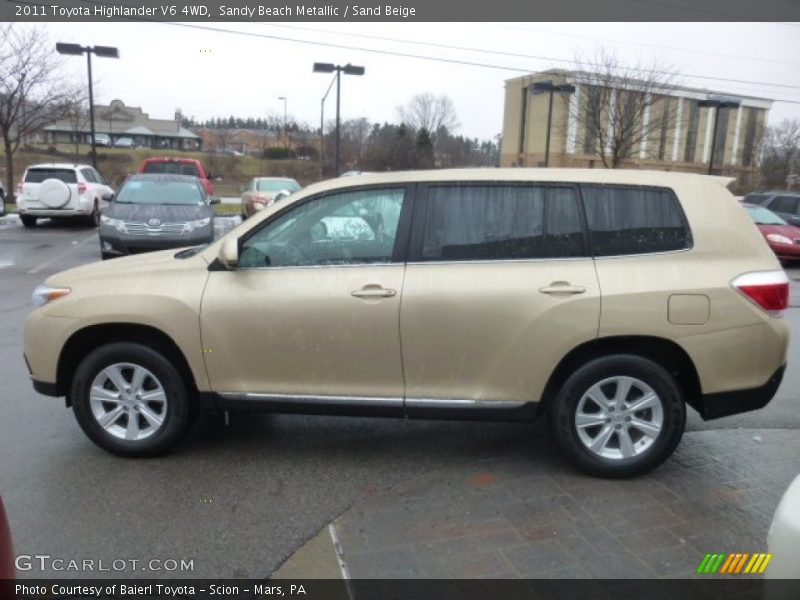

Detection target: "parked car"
[138, 157, 215, 195]
[744, 191, 800, 227]
[16, 163, 114, 228]
[93, 133, 112, 147]
[114, 137, 135, 148]
[99, 174, 219, 259]
[240, 177, 301, 218]
[0, 496, 14, 585]
[743, 203, 800, 264]
[24, 170, 789, 477]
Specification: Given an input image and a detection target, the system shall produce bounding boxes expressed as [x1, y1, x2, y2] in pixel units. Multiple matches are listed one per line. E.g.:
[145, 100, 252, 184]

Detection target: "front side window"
[770, 196, 800, 215]
[239, 188, 405, 268]
[582, 185, 690, 256]
[421, 185, 584, 261]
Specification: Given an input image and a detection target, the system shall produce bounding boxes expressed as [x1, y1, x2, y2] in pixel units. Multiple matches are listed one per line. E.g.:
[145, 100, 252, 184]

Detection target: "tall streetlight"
[698, 95, 741, 175]
[319, 74, 337, 179]
[313, 62, 365, 176]
[277, 96, 288, 151]
[56, 43, 120, 168]
[529, 80, 575, 168]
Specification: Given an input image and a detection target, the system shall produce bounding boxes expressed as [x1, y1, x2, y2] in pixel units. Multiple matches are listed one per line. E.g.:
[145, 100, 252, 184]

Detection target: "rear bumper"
[696, 365, 785, 420]
[18, 207, 91, 217]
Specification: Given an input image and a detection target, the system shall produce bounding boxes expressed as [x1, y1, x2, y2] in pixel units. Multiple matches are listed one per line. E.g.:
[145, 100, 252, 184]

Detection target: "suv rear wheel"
[86, 200, 99, 228]
[70, 342, 192, 457]
[551, 354, 685, 478]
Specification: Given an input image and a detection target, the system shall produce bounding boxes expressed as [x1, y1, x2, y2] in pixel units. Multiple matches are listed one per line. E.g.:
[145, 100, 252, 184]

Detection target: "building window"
[658, 98, 671, 160]
[741, 108, 758, 167]
[583, 86, 601, 155]
[684, 101, 700, 163]
[711, 107, 730, 168]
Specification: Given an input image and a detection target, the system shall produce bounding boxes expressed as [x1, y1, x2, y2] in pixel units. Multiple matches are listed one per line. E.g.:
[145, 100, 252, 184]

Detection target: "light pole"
[698, 96, 741, 175]
[319, 74, 337, 179]
[56, 43, 119, 168]
[313, 62, 365, 176]
[278, 96, 288, 151]
[529, 80, 575, 168]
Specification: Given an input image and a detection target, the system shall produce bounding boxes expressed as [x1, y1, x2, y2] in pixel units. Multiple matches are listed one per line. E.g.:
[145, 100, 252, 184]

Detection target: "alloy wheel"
[89, 363, 168, 441]
[574, 375, 664, 460]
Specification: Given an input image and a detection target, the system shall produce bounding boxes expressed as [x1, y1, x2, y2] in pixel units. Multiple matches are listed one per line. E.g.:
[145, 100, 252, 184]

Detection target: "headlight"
[100, 215, 127, 233]
[183, 217, 211, 233]
[766, 233, 793, 245]
[32, 284, 71, 307]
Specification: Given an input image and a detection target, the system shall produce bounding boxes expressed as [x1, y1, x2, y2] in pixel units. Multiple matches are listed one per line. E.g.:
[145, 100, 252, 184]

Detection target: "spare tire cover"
[39, 178, 72, 208]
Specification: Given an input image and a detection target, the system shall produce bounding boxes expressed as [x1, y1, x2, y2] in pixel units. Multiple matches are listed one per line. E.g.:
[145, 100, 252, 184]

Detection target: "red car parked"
[744, 203, 800, 264]
[0, 496, 14, 587]
[138, 157, 215, 195]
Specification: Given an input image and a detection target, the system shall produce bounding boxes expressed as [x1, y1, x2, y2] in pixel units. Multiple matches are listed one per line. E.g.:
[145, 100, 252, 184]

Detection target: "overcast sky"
[43, 21, 800, 140]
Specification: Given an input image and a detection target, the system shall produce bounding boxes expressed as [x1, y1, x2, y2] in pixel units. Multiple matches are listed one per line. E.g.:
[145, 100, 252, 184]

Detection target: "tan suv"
[23, 169, 790, 477]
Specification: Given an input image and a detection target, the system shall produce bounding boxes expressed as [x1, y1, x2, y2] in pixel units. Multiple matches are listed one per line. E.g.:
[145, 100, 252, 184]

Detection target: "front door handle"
[351, 286, 397, 299]
[539, 282, 586, 296]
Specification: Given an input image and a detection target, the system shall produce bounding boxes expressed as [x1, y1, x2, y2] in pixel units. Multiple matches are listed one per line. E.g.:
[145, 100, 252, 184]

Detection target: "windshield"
[116, 180, 204, 205]
[143, 162, 201, 177]
[746, 206, 787, 225]
[25, 168, 77, 184]
[256, 179, 300, 192]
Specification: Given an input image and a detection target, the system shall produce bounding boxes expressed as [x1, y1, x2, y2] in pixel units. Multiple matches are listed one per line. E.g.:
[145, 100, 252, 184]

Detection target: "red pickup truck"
[138, 157, 215, 195]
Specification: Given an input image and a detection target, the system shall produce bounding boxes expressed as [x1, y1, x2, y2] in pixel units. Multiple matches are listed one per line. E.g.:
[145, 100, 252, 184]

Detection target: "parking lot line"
[27, 233, 97, 274]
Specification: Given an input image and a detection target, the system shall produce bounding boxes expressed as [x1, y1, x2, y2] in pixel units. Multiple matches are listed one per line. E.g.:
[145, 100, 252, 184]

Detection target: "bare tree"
[566, 50, 681, 168]
[397, 93, 459, 137]
[760, 118, 800, 189]
[61, 94, 89, 161]
[0, 24, 71, 199]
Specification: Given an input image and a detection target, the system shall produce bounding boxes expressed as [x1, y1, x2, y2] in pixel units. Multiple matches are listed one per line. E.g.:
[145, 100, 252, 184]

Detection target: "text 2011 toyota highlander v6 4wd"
[24, 169, 789, 477]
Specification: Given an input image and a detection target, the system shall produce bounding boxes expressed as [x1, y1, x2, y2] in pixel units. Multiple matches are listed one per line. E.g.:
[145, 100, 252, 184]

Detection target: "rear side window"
[421, 185, 584, 261]
[770, 196, 800, 214]
[24, 169, 77, 184]
[582, 185, 690, 256]
[80, 168, 97, 183]
[143, 162, 200, 177]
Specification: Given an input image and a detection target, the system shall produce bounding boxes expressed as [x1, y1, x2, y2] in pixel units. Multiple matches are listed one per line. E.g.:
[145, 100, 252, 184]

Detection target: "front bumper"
[100, 228, 213, 256]
[696, 365, 785, 420]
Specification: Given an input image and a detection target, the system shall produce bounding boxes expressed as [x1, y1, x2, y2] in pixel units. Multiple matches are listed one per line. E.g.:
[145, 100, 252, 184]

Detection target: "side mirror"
[218, 237, 238, 269]
[209, 196, 221, 205]
[102, 192, 114, 202]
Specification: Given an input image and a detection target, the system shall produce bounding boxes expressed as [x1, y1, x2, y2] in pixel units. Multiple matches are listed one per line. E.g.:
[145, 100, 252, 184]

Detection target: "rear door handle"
[351, 287, 397, 299]
[539, 282, 586, 295]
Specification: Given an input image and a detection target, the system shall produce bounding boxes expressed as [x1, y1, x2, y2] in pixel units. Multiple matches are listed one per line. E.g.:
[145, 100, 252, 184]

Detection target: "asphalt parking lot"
[1, 215, 799, 579]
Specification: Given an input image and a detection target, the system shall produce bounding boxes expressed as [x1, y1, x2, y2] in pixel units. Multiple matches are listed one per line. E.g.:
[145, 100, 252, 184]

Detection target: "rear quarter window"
[581, 185, 691, 256]
[770, 196, 800, 214]
[24, 169, 77, 184]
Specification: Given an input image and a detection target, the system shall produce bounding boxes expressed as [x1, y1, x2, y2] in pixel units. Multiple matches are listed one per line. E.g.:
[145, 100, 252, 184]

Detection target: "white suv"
[16, 163, 114, 228]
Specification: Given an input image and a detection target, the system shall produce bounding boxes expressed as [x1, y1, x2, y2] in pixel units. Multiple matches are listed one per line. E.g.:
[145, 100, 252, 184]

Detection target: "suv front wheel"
[70, 342, 192, 457]
[551, 354, 686, 478]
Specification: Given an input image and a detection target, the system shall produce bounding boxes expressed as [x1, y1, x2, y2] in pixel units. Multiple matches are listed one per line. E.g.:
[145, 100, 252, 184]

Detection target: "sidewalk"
[275, 428, 800, 579]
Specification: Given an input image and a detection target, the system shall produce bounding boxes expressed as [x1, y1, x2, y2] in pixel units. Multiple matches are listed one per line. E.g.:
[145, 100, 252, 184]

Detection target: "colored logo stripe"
[698, 553, 773, 575]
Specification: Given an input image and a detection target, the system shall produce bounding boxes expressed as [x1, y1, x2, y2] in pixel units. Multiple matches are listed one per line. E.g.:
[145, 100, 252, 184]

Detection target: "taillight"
[732, 271, 790, 316]
[77, 182, 87, 194]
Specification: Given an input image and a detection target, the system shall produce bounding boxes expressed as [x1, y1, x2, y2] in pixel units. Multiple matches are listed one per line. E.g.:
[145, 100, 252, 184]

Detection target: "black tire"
[20, 214, 37, 228]
[551, 354, 685, 478]
[86, 201, 99, 227]
[101, 251, 113, 260]
[70, 342, 193, 457]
